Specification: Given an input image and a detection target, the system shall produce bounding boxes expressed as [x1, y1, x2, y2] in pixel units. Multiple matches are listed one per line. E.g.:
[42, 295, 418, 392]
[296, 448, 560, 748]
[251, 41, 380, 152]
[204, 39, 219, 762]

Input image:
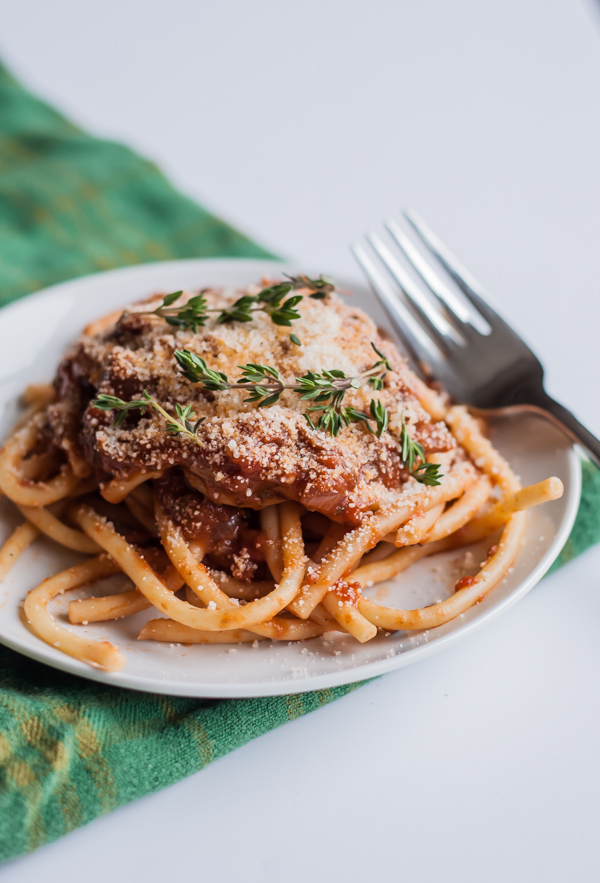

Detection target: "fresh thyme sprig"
[91, 340, 441, 484]
[91, 391, 205, 443]
[369, 343, 392, 390]
[410, 461, 443, 486]
[399, 415, 442, 486]
[174, 348, 390, 440]
[139, 275, 336, 341]
[144, 291, 209, 333]
[283, 274, 335, 298]
[216, 285, 304, 328]
[173, 348, 442, 481]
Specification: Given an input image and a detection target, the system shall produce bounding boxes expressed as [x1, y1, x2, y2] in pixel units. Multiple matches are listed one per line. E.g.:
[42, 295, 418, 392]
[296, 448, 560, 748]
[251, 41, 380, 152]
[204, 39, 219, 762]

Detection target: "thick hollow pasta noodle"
[355, 406, 527, 631]
[139, 620, 268, 644]
[101, 471, 164, 505]
[395, 503, 445, 547]
[0, 298, 566, 673]
[358, 513, 526, 631]
[154, 502, 326, 641]
[0, 522, 39, 581]
[16, 503, 101, 554]
[0, 414, 80, 506]
[289, 462, 476, 619]
[260, 505, 283, 582]
[74, 501, 308, 632]
[23, 555, 125, 671]
[67, 565, 182, 624]
[70, 588, 152, 623]
[456, 477, 563, 545]
[0, 416, 565, 670]
[0, 400, 565, 672]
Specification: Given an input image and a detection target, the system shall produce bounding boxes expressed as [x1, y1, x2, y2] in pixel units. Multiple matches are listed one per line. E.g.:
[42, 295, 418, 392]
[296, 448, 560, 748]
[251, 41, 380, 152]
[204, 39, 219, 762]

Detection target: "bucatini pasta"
[0, 277, 563, 670]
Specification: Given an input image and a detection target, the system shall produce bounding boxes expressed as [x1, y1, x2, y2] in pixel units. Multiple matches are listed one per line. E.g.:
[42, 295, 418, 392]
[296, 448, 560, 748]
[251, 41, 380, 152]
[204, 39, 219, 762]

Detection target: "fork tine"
[367, 233, 464, 347]
[385, 217, 474, 326]
[403, 209, 502, 328]
[351, 243, 444, 374]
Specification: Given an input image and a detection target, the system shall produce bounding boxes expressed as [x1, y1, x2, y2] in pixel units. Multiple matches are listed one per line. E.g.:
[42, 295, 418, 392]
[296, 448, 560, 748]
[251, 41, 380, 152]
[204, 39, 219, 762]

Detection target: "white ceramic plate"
[0, 259, 581, 697]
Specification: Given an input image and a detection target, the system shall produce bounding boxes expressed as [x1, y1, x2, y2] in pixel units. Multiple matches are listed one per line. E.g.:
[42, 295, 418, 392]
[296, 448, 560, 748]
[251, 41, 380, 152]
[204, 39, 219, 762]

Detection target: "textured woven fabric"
[0, 62, 274, 306]
[0, 60, 598, 864]
[0, 651, 361, 861]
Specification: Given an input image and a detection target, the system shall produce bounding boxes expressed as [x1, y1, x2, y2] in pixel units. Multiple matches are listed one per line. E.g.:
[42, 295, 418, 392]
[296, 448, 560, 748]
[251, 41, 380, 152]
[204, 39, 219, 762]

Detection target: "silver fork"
[352, 210, 600, 467]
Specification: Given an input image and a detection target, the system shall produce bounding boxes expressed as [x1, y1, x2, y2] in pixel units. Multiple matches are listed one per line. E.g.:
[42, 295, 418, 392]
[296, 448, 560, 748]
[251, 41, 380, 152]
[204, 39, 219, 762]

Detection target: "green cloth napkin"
[0, 60, 598, 865]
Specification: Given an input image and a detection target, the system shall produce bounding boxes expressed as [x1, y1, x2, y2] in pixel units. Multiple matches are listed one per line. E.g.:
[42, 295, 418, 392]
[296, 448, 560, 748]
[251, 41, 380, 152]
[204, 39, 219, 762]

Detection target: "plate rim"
[0, 257, 583, 697]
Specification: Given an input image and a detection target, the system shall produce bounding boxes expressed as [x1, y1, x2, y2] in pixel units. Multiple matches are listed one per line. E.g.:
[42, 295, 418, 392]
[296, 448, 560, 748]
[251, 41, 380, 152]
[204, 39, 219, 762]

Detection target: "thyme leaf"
[91, 392, 205, 444]
[138, 274, 337, 333]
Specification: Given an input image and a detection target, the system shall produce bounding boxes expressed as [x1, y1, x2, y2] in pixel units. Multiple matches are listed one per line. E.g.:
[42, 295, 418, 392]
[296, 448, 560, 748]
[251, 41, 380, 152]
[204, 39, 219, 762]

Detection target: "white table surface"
[2, 1, 600, 880]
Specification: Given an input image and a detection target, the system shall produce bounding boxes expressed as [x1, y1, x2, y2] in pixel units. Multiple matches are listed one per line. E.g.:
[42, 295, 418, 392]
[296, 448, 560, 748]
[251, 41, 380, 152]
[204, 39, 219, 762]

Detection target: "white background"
[2, 1, 600, 880]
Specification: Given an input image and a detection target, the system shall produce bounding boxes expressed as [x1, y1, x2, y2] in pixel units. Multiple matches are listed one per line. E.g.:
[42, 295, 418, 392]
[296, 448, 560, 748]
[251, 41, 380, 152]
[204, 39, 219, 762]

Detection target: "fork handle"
[530, 390, 600, 468]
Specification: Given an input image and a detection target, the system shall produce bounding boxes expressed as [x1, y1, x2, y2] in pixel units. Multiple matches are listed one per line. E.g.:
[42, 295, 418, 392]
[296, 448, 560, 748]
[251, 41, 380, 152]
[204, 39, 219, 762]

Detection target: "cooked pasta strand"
[210, 570, 274, 600]
[101, 471, 163, 504]
[424, 476, 492, 542]
[83, 309, 123, 336]
[0, 415, 79, 506]
[139, 620, 267, 644]
[70, 588, 151, 623]
[24, 555, 125, 671]
[260, 505, 283, 582]
[359, 512, 526, 630]
[293, 463, 476, 618]
[75, 501, 307, 631]
[159, 502, 325, 640]
[22, 383, 55, 407]
[395, 503, 445, 547]
[0, 522, 39, 581]
[321, 589, 377, 642]
[16, 503, 101, 554]
[456, 477, 563, 546]
[446, 406, 519, 494]
[352, 542, 441, 589]
[69, 560, 184, 623]
[0, 289, 568, 673]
